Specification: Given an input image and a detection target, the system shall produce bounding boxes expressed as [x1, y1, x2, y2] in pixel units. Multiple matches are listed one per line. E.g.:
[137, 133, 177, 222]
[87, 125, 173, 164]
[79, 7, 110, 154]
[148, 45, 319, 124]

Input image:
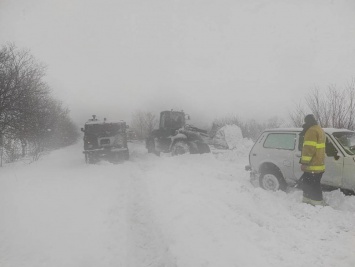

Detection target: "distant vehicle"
[81, 115, 129, 164]
[127, 129, 138, 141]
[245, 128, 355, 193]
[146, 110, 210, 156]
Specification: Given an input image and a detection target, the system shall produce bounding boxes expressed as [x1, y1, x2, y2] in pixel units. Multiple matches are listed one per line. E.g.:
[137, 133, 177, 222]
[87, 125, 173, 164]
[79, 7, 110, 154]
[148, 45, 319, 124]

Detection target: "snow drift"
[0, 140, 354, 267]
[213, 124, 244, 149]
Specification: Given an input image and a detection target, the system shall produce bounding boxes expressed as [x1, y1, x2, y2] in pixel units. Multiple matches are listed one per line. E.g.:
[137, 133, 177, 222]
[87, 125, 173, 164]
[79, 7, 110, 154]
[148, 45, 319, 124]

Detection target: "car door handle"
[252, 153, 257, 156]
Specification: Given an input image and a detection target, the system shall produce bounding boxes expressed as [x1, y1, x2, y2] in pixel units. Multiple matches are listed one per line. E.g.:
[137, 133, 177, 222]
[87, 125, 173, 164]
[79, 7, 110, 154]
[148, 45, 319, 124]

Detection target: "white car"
[245, 128, 355, 193]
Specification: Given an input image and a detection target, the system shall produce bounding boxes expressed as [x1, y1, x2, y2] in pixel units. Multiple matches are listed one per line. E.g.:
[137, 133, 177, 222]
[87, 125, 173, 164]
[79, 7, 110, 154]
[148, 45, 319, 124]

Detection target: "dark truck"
[146, 110, 210, 156]
[81, 115, 129, 164]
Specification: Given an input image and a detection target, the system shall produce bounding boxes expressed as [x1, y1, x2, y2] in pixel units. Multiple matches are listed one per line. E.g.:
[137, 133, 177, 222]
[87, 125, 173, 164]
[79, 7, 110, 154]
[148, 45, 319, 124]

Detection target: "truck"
[81, 115, 129, 164]
[145, 110, 210, 156]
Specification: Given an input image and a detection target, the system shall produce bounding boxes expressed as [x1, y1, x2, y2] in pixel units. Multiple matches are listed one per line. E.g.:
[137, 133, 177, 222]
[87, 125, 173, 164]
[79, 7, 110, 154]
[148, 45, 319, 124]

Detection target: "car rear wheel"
[260, 172, 286, 191]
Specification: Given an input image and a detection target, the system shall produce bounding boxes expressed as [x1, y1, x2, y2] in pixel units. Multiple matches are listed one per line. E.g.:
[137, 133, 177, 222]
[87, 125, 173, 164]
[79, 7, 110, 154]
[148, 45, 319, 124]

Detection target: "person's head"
[304, 114, 317, 125]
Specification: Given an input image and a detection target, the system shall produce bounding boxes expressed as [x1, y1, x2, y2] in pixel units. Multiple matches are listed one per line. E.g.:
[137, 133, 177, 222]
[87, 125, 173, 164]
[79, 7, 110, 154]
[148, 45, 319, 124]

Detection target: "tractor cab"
[146, 110, 210, 156]
[159, 111, 186, 131]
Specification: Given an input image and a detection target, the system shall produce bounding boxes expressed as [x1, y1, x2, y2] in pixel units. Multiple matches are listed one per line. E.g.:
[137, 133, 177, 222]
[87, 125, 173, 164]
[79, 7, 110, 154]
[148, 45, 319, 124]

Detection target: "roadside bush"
[0, 43, 79, 165]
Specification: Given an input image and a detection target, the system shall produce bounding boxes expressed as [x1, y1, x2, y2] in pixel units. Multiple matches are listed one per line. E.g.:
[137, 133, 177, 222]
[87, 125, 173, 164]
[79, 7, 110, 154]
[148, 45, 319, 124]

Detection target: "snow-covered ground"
[1, 140, 355, 267]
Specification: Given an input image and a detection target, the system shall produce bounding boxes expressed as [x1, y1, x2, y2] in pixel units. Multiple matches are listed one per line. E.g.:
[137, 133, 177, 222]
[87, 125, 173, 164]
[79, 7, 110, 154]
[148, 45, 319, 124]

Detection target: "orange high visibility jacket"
[300, 125, 326, 173]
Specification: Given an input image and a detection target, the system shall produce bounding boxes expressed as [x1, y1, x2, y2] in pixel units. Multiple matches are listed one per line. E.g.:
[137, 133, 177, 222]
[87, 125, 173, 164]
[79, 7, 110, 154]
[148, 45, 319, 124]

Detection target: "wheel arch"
[258, 162, 284, 177]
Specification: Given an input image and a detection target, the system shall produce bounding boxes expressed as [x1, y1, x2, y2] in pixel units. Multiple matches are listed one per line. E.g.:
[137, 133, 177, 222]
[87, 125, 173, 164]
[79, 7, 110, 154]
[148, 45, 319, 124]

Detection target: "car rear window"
[263, 133, 296, 150]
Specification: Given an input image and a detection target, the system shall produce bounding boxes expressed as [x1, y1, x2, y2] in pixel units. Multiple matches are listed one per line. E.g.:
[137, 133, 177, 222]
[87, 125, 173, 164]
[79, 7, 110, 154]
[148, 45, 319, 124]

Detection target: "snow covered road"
[1, 141, 355, 267]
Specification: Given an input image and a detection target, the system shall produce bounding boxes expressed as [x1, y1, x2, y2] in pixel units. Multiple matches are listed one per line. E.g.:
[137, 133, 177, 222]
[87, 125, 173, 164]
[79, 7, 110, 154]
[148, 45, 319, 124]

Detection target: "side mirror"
[81, 128, 85, 132]
[185, 114, 191, 120]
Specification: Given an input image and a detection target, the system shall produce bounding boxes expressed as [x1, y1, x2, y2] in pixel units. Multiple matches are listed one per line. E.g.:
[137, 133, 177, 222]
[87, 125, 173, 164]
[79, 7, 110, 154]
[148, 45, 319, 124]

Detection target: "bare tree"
[289, 102, 306, 127]
[130, 110, 158, 140]
[289, 81, 355, 130]
[306, 88, 330, 127]
[345, 80, 355, 129]
[0, 43, 79, 163]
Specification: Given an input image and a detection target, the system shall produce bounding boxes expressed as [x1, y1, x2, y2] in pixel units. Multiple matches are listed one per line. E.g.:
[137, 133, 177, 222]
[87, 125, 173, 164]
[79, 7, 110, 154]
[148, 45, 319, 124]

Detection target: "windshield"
[160, 112, 185, 129]
[333, 131, 355, 155]
[170, 112, 184, 129]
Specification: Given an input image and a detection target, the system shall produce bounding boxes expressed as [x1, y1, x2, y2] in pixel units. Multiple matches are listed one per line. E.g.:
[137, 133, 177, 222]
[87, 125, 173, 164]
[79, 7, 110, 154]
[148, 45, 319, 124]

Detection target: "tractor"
[146, 110, 210, 156]
[81, 115, 129, 164]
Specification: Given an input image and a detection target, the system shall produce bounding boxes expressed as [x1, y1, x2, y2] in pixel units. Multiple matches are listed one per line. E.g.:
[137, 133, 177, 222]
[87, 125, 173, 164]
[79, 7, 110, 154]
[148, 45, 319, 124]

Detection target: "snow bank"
[212, 136, 254, 162]
[0, 141, 354, 267]
[213, 124, 244, 149]
[212, 124, 254, 161]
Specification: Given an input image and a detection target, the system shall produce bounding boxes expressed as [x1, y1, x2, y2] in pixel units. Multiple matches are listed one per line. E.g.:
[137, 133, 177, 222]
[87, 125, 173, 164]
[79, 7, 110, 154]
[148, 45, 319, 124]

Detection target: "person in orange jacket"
[299, 114, 326, 206]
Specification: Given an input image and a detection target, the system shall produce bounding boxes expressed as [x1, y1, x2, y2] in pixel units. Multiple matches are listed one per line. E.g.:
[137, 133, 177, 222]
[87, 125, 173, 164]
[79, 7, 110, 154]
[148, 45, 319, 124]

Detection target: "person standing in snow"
[299, 114, 326, 206]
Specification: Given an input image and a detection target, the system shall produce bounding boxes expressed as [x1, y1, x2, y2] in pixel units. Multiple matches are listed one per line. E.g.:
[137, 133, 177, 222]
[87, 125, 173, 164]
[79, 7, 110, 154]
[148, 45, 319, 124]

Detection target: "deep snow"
[0, 140, 355, 267]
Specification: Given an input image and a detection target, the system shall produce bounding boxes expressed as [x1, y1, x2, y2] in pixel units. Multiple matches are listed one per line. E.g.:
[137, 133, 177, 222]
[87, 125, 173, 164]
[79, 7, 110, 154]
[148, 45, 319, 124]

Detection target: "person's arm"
[300, 128, 317, 166]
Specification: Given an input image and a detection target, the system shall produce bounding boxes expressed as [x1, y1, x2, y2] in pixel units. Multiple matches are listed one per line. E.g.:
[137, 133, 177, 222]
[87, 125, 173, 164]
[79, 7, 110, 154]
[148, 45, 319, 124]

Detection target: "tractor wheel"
[197, 143, 211, 154]
[171, 141, 190, 156]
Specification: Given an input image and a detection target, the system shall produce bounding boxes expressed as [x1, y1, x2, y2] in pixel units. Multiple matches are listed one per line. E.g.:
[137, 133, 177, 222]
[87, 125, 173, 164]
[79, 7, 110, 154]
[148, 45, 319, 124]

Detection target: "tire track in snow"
[126, 159, 177, 267]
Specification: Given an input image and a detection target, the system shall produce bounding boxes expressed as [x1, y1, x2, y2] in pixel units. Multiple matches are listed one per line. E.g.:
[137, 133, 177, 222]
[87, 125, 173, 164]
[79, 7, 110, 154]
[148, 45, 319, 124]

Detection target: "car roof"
[264, 127, 354, 134]
[85, 120, 126, 125]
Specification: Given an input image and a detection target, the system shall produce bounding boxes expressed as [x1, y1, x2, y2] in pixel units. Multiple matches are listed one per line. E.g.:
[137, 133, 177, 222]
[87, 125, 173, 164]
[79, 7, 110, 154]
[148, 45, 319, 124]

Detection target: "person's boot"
[303, 196, 327, 206]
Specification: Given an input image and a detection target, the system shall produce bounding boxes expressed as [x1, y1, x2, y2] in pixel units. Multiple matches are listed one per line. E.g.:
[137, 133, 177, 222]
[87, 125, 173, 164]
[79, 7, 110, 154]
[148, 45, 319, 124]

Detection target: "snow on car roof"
[85, 120, 126, 125]
[264, 127, 354, 133]
[323, 128, 354, 134]
[264, 127, 302, 132]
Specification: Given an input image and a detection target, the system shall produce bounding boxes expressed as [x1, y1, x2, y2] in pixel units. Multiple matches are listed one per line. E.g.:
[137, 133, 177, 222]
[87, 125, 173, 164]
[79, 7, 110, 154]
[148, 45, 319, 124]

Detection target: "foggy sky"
[1, 0, 355, 127]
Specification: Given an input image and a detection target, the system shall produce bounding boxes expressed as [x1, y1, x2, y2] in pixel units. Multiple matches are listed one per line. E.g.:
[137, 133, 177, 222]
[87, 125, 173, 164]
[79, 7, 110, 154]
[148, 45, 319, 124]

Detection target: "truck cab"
[81, 116, 129, 164]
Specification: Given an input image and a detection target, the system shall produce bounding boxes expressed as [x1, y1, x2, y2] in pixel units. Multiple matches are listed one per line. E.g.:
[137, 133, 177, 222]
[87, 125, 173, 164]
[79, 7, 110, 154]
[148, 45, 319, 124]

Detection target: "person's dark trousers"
[300, 172, 324, 201]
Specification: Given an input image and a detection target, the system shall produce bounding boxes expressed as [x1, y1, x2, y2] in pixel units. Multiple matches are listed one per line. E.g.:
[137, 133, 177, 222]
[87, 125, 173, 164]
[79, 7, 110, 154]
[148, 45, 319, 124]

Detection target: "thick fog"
[1, 0, 355, 126]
